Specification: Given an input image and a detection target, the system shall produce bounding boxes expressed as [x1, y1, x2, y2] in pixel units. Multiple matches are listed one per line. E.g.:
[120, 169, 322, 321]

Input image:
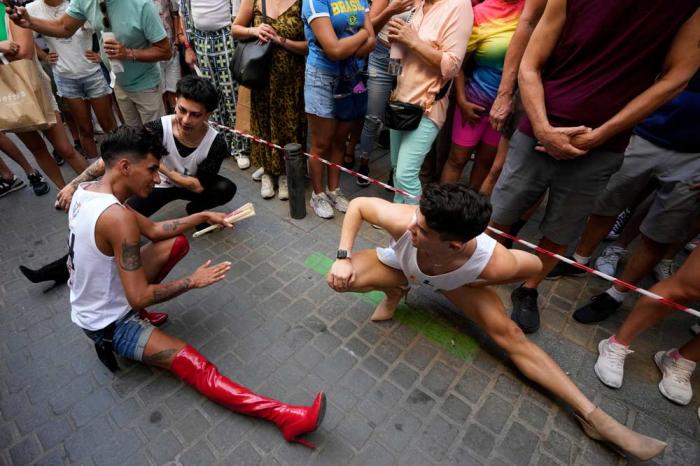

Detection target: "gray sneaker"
[0, 175, 26, 198]
[594, 245, 627, 276]
[310, 192, 334, 219]
[326, 188, 349, 212]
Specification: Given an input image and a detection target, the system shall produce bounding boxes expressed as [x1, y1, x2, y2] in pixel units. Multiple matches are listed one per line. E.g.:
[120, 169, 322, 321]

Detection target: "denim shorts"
[82, 310, 155, 361]
[304, 65, 337, 119]
[54, 68, 112, 100]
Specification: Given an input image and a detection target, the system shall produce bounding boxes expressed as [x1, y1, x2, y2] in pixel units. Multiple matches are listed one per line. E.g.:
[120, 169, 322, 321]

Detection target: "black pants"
[127, 175, 237, 217]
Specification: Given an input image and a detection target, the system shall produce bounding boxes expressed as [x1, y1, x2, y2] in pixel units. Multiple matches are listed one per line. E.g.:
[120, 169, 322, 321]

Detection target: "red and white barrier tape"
[211, 121, 700, 319]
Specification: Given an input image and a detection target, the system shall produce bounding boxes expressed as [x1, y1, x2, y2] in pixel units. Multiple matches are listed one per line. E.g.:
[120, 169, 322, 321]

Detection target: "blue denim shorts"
[304, 65, 337, 119]
[83, 310, 155, 361]
[54, 68, 112, 100]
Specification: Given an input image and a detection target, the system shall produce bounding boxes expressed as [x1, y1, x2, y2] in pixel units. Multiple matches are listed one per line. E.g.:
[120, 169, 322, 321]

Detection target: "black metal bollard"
[284, 143, 306, 219]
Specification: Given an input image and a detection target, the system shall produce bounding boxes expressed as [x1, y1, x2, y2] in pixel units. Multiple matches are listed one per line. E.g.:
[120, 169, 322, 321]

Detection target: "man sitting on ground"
[326, 183, 666, 461]
[20, 76, 236, 327]
[67, 125, 325, 448]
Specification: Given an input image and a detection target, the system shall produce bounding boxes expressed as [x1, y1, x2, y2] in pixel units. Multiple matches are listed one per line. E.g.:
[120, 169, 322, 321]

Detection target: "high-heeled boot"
[138, 235, 191, 327]
[171, 345, 326, 448]
[576, 407, 667, 460]
[19, 255, 70, 285]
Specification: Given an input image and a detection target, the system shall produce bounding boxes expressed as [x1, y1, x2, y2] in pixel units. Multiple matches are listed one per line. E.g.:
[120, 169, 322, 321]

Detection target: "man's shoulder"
[479, 242, 516, 280]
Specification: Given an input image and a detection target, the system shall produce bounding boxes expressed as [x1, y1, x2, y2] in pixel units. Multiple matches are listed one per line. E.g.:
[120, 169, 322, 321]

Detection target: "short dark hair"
[419, 183, 492, 242]
[100, 126, 168, 167]
[175, 75, 220, 112]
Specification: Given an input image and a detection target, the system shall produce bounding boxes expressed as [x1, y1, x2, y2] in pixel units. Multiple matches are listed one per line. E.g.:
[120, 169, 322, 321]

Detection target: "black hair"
[175, 75, 220, 112]
[100, 126, 168, 167]
[419, 183, 492, 242]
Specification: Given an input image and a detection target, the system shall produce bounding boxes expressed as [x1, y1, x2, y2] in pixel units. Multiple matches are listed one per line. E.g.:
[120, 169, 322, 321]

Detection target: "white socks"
[605, 286, 627, 303]
[573, 253, 591, 264]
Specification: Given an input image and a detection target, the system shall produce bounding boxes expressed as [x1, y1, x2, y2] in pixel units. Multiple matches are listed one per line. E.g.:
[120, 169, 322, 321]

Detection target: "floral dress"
[250, 0, 306, 176]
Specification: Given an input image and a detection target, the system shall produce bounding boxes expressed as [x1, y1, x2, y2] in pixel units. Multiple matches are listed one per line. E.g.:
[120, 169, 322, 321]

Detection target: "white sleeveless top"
[68, 184, 131, 330]
[156, 114, 218, 188]
[377, 229, 497, 291]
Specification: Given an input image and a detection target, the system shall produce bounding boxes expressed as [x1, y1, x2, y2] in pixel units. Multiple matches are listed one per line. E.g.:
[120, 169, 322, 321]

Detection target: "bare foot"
[371, 288, 405, 321]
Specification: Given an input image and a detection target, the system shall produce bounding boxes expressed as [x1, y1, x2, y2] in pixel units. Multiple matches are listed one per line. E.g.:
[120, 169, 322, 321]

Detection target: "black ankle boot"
[19, 254, 70, 285]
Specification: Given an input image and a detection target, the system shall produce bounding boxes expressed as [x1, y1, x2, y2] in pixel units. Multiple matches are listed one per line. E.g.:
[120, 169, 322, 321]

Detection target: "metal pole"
[284, 143, 306, 219]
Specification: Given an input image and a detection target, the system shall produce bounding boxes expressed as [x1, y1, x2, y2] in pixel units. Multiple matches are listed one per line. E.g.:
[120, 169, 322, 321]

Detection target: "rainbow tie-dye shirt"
[465, 0, 524, 109]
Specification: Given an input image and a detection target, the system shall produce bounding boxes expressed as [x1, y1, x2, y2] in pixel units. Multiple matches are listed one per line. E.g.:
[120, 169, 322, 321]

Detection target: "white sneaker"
[654, 349, 695, 405]
[326, 188, 349, 212]
[260, 174, 275, 199]
[594, 337, 633, 389]
[653, 259, 676, 282]
[252, 167, 264, 181]
[310, 192, 334, 219]
[277, 175, 288, 200]
[235, 154, 251, 170]
[594, 245, 628, 276]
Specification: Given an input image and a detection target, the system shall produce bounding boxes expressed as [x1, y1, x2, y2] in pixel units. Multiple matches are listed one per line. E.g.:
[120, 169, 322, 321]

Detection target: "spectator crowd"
[1, 0, 699, 423]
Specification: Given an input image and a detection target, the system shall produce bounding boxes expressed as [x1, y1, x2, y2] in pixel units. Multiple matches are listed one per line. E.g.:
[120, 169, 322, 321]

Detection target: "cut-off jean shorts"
[54, 68, 112, 100]
[82, 310, 154, 361]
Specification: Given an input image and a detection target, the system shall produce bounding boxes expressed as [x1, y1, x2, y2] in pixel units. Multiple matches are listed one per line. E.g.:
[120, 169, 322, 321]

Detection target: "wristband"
[183, 42, 192, 49]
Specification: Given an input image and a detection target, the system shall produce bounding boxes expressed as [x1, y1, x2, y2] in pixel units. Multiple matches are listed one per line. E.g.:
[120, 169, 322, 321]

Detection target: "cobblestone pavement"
[1, 144, 699, 466]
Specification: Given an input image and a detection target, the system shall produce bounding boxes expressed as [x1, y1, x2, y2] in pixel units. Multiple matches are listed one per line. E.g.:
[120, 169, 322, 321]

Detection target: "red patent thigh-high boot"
[170, 345, 326, 448]
[139, 235, 190, 326]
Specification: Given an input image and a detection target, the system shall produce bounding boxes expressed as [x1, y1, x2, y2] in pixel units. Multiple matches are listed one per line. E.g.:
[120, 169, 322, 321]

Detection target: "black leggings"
[127, 175, 237, 217]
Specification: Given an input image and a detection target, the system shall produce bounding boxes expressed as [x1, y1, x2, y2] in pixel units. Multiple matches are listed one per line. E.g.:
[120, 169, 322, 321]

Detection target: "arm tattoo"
[120, 240, 142, 271]
[152, 277, 192, 304]
[69, 160, 104, 188]
[161, 220, 181, 232]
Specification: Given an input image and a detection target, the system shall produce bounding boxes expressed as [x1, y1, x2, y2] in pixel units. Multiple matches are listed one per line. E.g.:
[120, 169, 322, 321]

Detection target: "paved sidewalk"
[1, 148, 698, 466]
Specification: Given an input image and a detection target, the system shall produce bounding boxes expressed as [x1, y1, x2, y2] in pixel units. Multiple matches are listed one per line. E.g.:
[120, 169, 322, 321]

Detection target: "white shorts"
[160, 52, 181, 94]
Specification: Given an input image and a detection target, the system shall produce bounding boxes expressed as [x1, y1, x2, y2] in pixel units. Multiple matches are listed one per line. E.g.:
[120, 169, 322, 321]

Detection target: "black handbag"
[230, 0, 272, 89]
[385, 100, 423, 130]
[385, 81, 452, 131]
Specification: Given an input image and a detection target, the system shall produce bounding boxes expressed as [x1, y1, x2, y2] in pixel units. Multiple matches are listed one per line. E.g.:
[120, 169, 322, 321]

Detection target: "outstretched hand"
[189, 259, 232, 288]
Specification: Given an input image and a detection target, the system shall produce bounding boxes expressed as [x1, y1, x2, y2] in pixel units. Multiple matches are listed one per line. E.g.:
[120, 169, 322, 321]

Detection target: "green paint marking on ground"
[303, 252, 480, 362]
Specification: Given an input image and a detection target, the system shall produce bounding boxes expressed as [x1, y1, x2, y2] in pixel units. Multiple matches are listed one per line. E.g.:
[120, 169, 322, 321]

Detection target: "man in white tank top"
[69, 125, 326, 447]
[20, 77, 236, 326]
[325, 183, 666, 460]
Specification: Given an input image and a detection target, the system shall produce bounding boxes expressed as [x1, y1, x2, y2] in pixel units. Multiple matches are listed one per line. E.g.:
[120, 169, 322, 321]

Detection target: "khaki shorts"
[114, 85, 165, 126]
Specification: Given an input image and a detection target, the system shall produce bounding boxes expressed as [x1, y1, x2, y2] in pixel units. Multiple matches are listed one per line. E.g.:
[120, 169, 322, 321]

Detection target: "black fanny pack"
[385, 80, 452, 131]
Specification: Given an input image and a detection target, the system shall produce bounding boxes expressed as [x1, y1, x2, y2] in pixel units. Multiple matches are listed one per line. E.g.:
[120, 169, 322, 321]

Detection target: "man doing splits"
[327, 183, 665, 460]
[68, 126, 324, 447]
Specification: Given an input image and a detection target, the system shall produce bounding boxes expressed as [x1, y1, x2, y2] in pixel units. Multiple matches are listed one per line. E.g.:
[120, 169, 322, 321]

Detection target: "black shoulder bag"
[230, 0, 273, 89]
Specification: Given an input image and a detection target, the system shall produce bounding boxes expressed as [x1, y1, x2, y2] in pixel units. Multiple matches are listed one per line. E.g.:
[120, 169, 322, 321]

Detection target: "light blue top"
[66, 0, 167, 91]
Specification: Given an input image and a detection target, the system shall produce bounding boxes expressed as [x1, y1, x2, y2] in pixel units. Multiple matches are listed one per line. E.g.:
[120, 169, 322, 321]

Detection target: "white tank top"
[68, 184, 131, 331]
[389, 229, 497, 291]
[156, 114, 219, 188]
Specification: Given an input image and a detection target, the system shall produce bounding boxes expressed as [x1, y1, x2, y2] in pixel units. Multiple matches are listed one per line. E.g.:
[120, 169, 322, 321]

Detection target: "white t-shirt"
[26, 0, 101, 79]
[190, 0, 233, 31]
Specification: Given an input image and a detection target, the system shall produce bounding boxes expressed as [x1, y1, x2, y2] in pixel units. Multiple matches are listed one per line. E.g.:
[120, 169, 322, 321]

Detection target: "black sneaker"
[0, 175, 26, 198]
[605, 208, 630, 241]
[52, 150, 65, 166]
[573, 292, 623, 324]
[510, 286, 540, 334]
[356, 162, 370, 187]
[545, 257, 588, 280]
[27, 171, 50, 196]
